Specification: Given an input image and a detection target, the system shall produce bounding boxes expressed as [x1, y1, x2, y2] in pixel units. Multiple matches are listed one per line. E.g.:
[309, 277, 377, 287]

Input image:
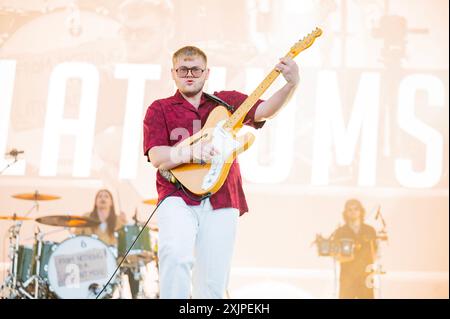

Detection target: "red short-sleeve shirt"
[143, 90, 265, 215]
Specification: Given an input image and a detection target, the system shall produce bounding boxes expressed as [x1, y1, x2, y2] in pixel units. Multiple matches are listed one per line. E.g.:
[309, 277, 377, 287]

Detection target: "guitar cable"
[178, 182, 212, 202]
[95, 178, 211, 299]
[95, 186, 180, 299]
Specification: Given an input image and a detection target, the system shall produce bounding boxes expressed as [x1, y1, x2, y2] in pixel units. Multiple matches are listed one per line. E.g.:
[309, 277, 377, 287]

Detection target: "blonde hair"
[172, 46, 207, 65]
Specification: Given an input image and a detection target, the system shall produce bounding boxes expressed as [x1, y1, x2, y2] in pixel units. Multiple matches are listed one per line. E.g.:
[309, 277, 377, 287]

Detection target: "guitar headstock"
[289, 27, 323, 57]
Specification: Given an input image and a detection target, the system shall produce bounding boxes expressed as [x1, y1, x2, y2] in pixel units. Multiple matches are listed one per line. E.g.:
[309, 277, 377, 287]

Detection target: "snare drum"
[46, 235, 118, 299]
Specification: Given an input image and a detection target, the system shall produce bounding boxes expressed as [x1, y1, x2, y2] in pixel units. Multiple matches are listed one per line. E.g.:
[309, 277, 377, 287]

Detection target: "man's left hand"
[275, 57, 299, 86]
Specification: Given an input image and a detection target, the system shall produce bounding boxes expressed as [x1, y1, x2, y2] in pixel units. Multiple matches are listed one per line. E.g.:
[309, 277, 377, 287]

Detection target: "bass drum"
[47, 235, 118, 299]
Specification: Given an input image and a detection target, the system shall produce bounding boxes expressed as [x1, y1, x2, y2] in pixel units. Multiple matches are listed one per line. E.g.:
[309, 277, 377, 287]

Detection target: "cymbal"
[142, 198, 158, 205]
[36, 215, 100, 228]
[12, 192, 60, 201]
[0, 215, 33, 221]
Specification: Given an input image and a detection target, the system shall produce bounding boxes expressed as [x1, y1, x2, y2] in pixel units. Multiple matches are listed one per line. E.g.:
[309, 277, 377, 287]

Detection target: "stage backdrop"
[0, 0, 448, 298]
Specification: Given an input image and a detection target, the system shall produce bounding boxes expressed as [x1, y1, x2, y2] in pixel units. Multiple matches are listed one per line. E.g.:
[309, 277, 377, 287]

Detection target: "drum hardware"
[17, 286, 34, 299]
[0, 218, 33, 300]
[11, 222, 22, 293]
[33, 230, 43, 298]
[33, 231, 50, 299]
[0, 220, 27, 298]
[125, 260, 148, 299]
[22, 228, 71, 242]
[87, 283, 112, 298]
[17, 229, 50, 299]
[1, 189, 163, 299]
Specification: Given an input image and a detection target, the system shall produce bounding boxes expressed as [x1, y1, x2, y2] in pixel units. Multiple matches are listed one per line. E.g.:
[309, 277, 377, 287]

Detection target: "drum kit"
[0, 191, 160, 299]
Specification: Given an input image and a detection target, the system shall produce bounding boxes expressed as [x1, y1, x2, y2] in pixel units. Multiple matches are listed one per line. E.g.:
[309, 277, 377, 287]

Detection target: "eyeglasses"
[175, 66, 205, 78]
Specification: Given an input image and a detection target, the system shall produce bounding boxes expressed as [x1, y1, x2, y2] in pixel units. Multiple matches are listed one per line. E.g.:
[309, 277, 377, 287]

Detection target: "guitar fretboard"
[223, 68, 281, 130]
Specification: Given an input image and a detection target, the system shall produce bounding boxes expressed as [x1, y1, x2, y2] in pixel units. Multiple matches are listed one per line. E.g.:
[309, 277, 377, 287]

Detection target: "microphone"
[1, 148, 24, 174]
[5, 148, 24, 158]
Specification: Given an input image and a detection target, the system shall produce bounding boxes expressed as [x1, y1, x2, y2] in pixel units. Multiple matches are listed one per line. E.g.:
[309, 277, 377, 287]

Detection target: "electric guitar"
[168, 28, 322, 195]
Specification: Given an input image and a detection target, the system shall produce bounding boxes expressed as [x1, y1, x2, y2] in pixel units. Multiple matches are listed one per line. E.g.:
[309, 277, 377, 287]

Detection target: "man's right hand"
[191, 141, 221, 164]
[148, 142, 221, 171]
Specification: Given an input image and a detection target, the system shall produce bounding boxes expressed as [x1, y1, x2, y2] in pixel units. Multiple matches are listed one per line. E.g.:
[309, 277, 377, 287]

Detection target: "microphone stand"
[330, 224, 340, 299]
[0, 157, 18, 175]
[374, 206, 388, 299]
[1, 149, 24, 175]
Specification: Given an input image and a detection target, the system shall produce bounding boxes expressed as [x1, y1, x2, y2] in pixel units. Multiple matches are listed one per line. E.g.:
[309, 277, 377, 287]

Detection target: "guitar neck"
[223, 67, 282, 131]
[222, 27, 322, 131]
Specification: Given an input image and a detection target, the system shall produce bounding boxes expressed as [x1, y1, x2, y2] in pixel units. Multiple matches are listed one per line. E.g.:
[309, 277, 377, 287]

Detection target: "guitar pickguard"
[201, 120, 242, 190]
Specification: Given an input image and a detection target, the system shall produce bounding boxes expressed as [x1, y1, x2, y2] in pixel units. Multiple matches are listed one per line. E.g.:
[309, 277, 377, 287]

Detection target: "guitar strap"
[204, 92, 235, 112]
[158, 92, 235, 199]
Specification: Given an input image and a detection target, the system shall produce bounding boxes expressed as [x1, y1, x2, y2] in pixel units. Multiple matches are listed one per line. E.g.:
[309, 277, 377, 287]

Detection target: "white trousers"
[157, 196, 239, 299]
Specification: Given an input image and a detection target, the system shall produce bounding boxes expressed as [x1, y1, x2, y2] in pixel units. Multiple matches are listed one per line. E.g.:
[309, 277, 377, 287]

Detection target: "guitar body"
[170, 105, 255, 195]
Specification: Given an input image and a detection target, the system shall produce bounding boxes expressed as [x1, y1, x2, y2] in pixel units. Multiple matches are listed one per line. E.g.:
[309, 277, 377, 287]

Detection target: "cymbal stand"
[373, 207, 388, 299]
[0, 156, 18, 175]
[19, 228, 44, 299]
[134, 260, 147, 299]
[0, 220, 23, 298]
[332, 257, 339, 298]
[24, 190, 41, 218]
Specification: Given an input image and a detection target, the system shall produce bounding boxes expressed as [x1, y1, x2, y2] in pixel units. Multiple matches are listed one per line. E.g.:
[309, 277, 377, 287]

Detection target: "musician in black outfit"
[333, 199, 377, 299]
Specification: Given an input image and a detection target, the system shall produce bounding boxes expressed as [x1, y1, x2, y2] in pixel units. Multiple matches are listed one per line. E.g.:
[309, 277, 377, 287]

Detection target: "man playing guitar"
[143, 46, 299, 298]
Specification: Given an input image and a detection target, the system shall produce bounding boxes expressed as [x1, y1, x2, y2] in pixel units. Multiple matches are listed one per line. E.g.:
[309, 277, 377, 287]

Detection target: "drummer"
[333, 199, 377, 299]
[74, 189, 127, 245]
[72, 189, 140, 298]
